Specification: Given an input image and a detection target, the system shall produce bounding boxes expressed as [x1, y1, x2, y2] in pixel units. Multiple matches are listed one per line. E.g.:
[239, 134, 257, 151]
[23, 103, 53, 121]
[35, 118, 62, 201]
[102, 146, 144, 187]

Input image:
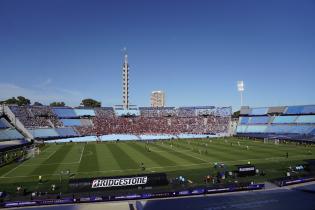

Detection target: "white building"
[151, 91, 165, 107]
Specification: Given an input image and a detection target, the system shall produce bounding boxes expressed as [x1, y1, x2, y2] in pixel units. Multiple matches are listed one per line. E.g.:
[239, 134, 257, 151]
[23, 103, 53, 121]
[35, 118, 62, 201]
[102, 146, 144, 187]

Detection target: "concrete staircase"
[3, 105, 34, 140]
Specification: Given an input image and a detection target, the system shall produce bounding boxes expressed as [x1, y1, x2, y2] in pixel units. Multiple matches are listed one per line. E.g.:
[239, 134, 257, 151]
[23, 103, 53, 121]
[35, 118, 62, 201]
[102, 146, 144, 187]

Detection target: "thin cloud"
[34, 78, 53, 88]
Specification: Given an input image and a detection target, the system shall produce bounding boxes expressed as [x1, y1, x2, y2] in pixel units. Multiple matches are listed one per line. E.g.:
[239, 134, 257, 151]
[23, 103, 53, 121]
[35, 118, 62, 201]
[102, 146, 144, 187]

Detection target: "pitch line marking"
[157, 142, 208, 163]
[150, 149, 192, 153]
[20, 145, 86, 167]
[41, 148, 59, 160]
[1, 147, 60, 178]
[1, 154, 313, 179]
[1, 163, 25, 178]
[17, 162, 81, 167]
[79, 144, 86, 163]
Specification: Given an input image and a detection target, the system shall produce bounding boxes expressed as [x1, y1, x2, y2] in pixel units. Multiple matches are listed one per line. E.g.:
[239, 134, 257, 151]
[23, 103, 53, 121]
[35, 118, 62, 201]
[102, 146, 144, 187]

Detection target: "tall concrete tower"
[122, 49, 129, 110]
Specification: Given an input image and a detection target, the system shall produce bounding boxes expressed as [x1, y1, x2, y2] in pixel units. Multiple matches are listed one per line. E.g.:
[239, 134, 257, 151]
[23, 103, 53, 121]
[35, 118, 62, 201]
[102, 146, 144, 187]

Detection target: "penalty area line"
[79, 144, 86, 163]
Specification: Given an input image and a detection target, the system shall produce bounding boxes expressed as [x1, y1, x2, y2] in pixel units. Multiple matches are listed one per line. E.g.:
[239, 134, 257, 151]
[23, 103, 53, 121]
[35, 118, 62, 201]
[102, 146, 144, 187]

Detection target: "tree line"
[0, 96, 102, 108]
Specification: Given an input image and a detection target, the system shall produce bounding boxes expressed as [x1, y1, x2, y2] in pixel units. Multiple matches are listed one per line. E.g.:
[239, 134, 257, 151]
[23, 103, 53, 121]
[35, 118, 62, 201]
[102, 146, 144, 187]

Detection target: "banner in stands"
[69, 173, 168, 191]
[237, 165, 256, 176]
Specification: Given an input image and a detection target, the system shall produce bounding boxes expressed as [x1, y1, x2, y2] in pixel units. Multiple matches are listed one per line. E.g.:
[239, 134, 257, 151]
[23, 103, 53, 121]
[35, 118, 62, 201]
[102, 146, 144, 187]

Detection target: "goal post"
[25, 147, 40, 159]
[264, 138, 279, 145]
[263, 138, 269, 144]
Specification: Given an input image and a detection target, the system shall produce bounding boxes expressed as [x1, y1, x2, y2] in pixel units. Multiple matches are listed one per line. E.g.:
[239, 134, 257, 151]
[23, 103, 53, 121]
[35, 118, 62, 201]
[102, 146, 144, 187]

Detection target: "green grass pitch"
[0, 137, 314, 193]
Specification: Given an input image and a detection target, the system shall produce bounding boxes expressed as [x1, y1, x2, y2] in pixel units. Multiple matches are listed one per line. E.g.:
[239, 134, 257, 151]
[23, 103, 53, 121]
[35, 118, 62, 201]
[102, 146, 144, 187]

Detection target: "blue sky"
[0, 0, 314, 110]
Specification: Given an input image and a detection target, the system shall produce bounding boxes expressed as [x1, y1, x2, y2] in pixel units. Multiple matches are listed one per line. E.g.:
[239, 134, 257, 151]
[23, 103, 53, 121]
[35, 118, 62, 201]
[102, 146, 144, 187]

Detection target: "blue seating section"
[248, 105, 315, 116]
[272, 116, 297, 124]
[266, 125, 295, 133]
[53, 108, 95, 118]
[238, 125, 314, 135]
[250, 108, 268, 115]
[245, 125, 267, 133]
[302, 105, 315, 114]
[46, 136, 98, 143]
[61, 119, 82, 126]
[236, 125, 247, 133]
[266, 125, 314, 134]
[74, 109, 95, 117]
[250, 116, 269, 124]
[0, 129, 24, 140]
[55, 128, 78, 137]
[45, 133, 219, 143]
[52, 108, 77, 118]
[285, 106, 305, 115]
[139, 134, 177, 140]
[0, 118, 10, 129]
[237, 105, 315, 140]
[29, 128, 78, 138]
[30, 128, 59, 138]
[290, 125, 314, 134]
[296, 115, 315, 124]
[239, 117, 250, 124]
[99, 134, 139, 141]
[238, 115, 315, 125]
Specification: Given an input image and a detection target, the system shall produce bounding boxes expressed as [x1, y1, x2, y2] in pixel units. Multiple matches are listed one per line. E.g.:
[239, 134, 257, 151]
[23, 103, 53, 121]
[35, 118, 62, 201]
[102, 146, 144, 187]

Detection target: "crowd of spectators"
[76, 115, 230, 136]
[9, 106, 62, 128]
[8, 105, 231, 137]
[139, 107, 176, 117]
[139, 107, 231, 118]
[177, 107, 196, 117]
[94, 107, 115, 117]
[30, 106, 63, 127]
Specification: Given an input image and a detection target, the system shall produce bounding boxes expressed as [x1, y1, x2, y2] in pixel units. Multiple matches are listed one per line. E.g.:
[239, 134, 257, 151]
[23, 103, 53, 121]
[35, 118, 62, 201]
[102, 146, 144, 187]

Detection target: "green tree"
[232, 110, 240, 118]
[50, 102, 65, 107]
[80, 98, 101, 107]
[16, 96, 31, 106]
[0, 96, 30, 105]
[0, 97, 18, 105]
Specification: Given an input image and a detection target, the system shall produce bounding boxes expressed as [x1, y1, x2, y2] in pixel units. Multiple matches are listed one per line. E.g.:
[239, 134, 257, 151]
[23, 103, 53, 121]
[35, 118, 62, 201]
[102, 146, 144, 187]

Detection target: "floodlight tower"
[237, 80, 244, 107]
[122, 48, 129, 110]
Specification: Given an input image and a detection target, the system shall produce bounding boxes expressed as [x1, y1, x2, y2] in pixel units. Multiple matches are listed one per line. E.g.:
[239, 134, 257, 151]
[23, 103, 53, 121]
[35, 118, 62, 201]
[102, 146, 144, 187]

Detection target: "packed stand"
[90, 115, 230, 136]
[9, 106, 62, 128]
[7, 105, 231, 137]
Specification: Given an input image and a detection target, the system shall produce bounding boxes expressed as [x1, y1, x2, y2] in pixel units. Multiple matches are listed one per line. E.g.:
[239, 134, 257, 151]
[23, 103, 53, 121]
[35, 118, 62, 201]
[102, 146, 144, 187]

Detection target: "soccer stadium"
[2, 101, 315, 209]
[1, 1, 315, 210]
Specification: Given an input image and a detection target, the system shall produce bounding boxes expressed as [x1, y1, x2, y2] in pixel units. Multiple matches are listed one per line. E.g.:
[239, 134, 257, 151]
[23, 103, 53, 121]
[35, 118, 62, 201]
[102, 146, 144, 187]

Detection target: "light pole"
[237, 81, 244, 107]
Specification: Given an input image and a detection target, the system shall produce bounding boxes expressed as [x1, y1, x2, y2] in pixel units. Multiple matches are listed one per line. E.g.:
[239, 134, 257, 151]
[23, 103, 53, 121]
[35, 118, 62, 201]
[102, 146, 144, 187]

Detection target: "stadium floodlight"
[237, 80, 244, 107]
